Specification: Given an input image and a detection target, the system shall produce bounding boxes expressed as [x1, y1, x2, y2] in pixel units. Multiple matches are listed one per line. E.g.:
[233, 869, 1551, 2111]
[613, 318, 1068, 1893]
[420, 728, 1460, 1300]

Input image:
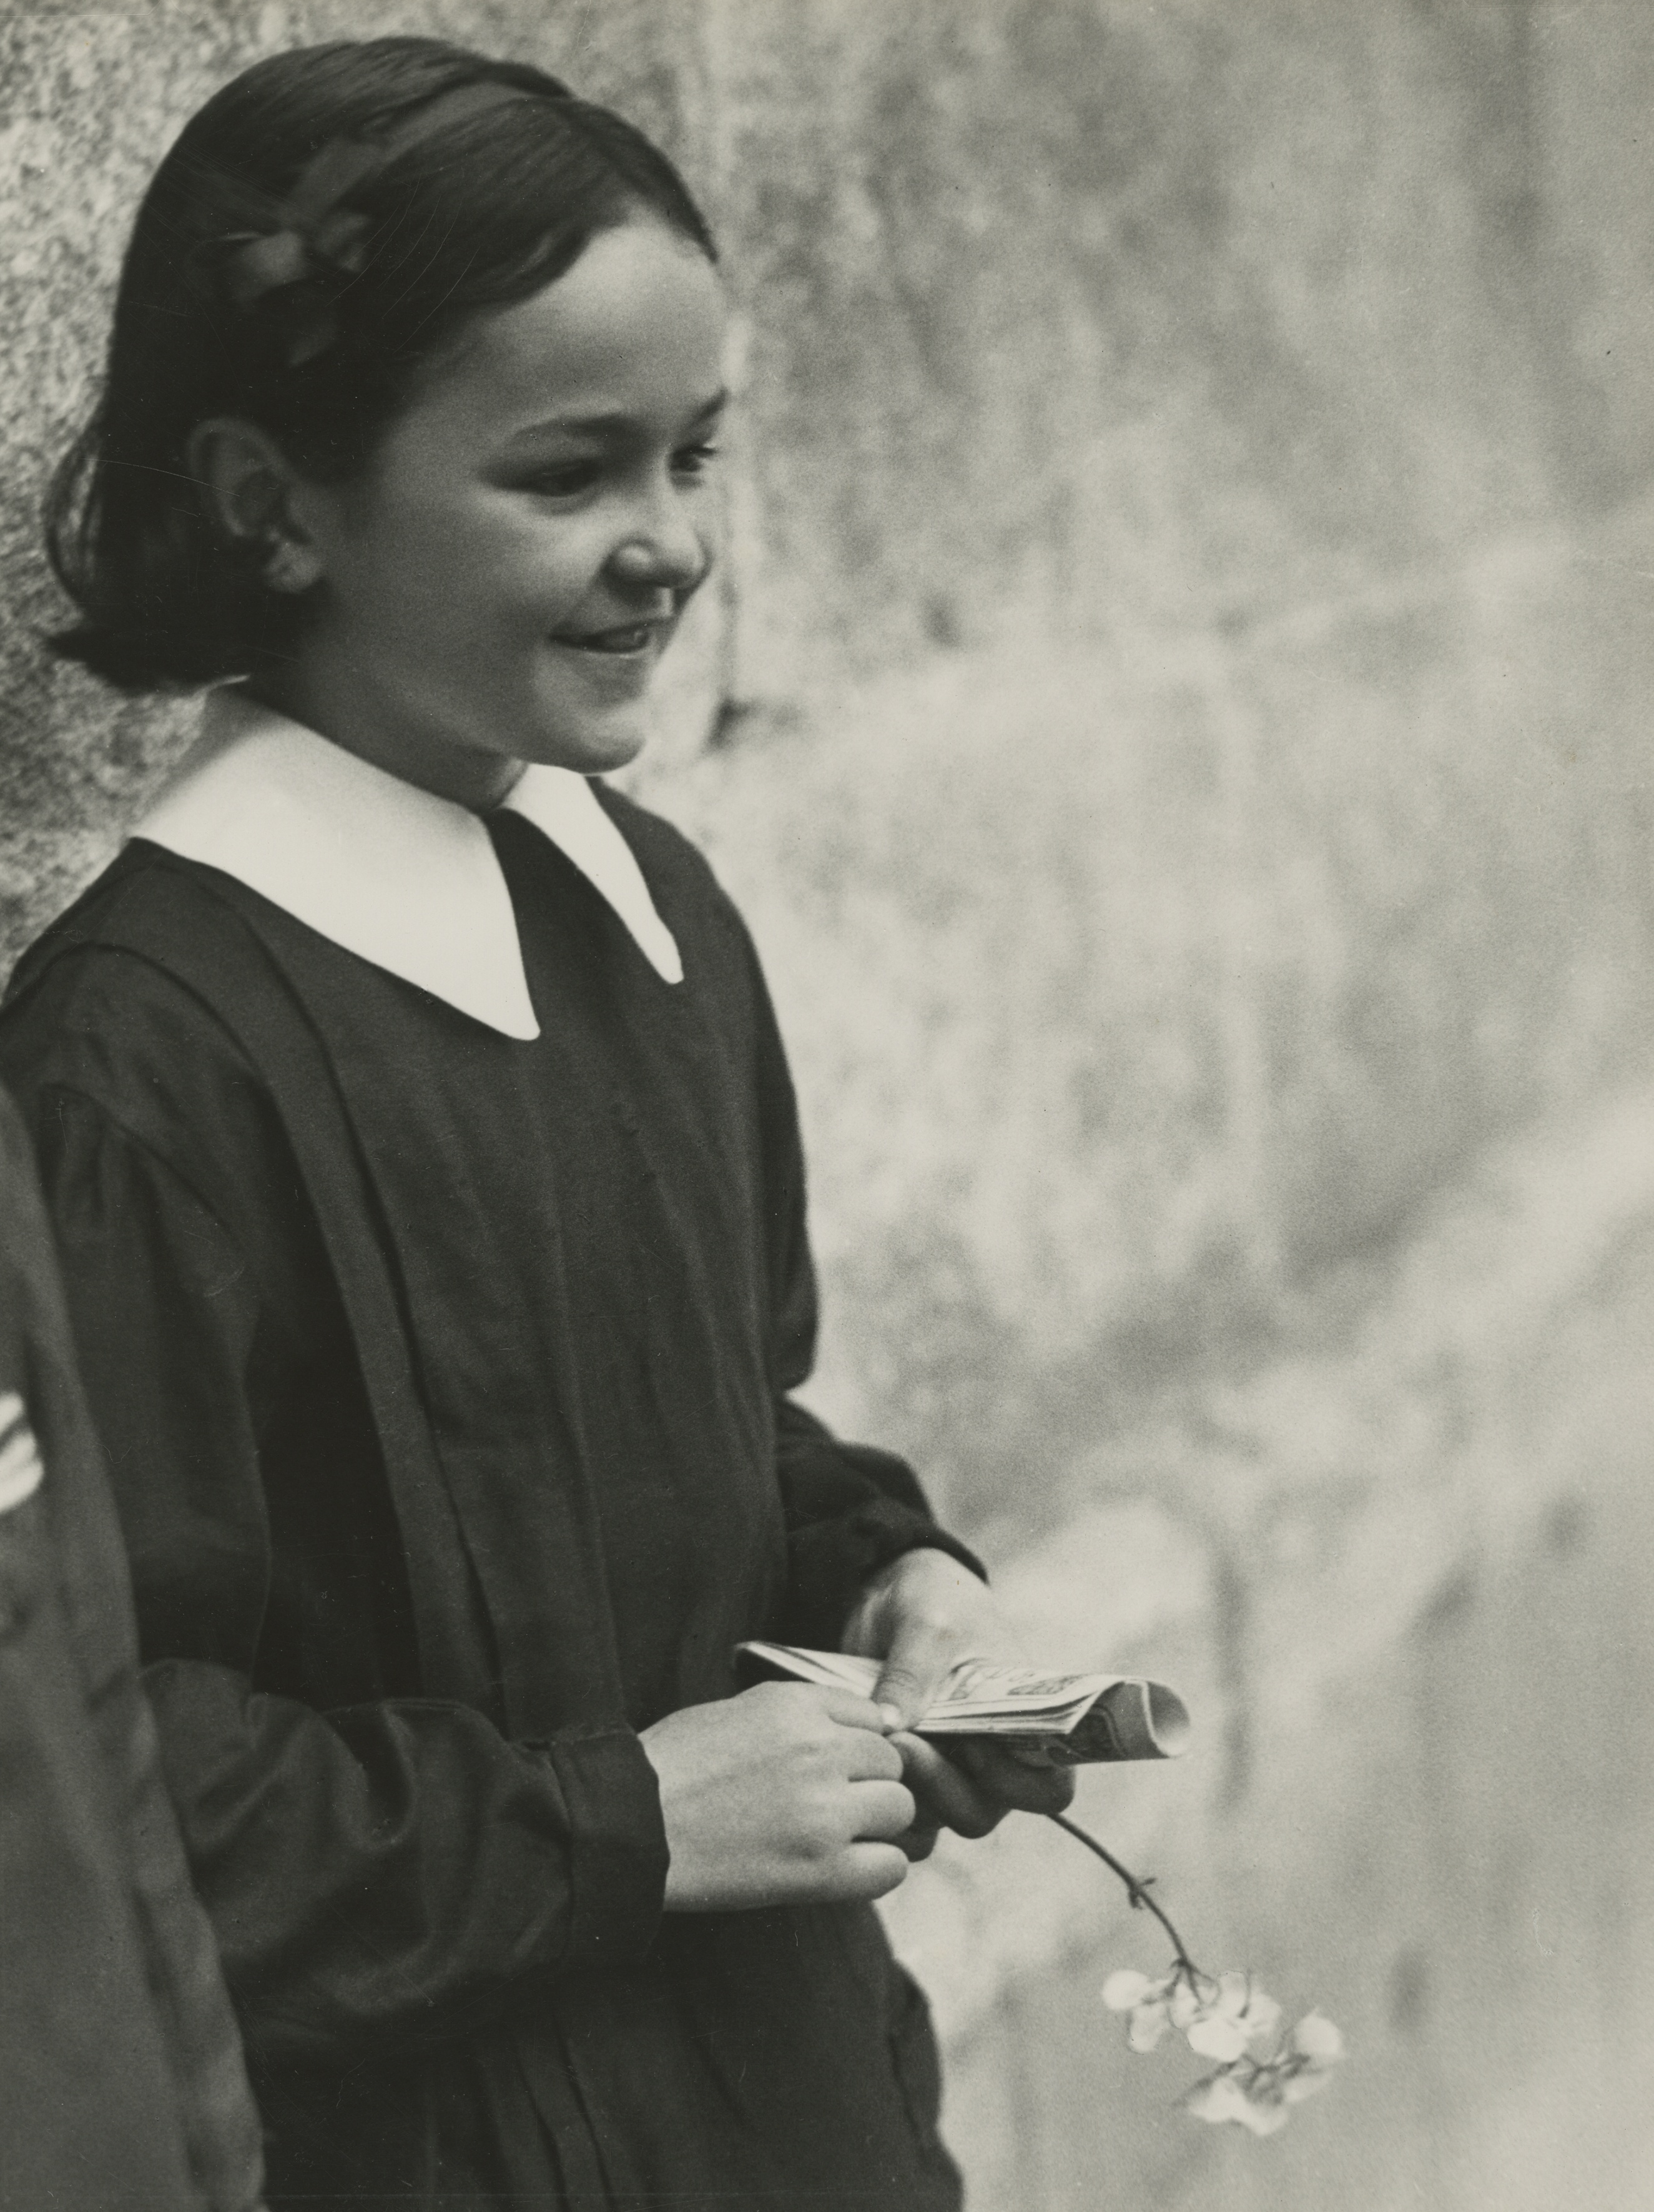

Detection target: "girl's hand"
[641, 1683, 915, 1911]
[840, 1548, 1077, 1841]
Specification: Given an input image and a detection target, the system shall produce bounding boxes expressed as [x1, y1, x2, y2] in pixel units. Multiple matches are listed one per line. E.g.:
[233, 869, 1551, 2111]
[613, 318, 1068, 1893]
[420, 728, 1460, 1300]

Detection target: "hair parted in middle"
[47, 36, 718, 693]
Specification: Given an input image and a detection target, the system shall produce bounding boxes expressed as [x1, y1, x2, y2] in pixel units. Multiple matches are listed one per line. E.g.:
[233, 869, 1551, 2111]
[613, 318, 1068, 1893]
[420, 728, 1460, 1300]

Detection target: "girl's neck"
[247, 669, 527, 814]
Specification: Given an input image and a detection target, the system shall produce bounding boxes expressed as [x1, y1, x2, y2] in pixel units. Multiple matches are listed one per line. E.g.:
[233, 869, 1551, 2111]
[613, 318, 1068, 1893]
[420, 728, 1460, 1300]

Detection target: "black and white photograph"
[1, 5, 1651, 2208]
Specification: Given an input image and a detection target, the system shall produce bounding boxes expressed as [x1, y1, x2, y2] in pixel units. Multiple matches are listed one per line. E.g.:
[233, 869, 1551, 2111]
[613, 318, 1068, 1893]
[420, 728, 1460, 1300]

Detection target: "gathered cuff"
[529, 1724, 669, 1970]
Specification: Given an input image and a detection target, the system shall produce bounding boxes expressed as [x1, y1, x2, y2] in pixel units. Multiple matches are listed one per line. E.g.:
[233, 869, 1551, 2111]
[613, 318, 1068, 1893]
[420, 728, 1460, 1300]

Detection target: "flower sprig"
[1051, 1811, 1343, 2136]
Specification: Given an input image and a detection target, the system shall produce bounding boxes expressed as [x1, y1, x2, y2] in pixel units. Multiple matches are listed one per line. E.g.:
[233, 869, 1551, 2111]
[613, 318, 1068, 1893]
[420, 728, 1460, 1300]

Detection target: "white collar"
[130, 687, 682, 1042]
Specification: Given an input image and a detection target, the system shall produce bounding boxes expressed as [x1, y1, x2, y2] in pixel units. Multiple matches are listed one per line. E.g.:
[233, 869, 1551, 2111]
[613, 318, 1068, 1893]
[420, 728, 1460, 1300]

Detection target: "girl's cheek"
[489, 502, 591, 567]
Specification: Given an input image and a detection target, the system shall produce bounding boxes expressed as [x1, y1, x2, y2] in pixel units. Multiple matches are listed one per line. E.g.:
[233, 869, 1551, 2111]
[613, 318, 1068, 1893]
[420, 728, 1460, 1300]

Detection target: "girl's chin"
[524, 712, 651, 776]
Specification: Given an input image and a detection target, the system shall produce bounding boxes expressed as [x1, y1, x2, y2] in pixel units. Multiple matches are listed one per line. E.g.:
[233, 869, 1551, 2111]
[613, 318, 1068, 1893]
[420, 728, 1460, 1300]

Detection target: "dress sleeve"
[747, 951, 985, 1649]
[18, 1086, 666, 2072]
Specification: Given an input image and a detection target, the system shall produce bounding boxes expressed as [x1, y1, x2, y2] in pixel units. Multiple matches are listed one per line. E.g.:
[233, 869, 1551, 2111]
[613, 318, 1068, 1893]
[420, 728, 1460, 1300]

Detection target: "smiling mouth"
[556, 622, 659, 655]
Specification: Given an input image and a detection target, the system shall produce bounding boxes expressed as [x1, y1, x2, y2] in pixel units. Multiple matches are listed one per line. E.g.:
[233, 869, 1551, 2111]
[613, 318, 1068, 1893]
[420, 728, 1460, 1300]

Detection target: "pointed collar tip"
[131, 691, 681, 1027]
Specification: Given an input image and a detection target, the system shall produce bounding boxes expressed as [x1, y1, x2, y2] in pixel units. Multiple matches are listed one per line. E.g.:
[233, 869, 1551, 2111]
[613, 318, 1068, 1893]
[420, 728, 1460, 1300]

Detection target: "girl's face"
[275, 219, 727, 806]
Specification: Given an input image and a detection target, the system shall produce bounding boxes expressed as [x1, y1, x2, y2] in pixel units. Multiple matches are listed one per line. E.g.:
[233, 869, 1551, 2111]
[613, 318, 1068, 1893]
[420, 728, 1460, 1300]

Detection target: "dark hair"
[46, 37, 717, 692]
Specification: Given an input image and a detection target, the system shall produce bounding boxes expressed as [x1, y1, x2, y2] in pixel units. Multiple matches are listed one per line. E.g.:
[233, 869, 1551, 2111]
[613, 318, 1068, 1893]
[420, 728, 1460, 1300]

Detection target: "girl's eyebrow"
[505, 389, 728, 445]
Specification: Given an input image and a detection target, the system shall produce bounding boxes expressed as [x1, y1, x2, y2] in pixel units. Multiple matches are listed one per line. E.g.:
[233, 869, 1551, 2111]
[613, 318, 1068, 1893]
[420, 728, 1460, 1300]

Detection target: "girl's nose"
[608, 486, 710, 597]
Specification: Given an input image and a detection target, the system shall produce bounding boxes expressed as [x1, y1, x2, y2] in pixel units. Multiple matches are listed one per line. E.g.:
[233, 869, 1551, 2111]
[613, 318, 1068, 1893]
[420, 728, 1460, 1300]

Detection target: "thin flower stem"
[1048, 1811, 1201, 1977]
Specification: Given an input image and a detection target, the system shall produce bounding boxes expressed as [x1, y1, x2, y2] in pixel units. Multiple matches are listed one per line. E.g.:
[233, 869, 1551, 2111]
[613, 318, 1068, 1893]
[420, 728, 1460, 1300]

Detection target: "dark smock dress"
[0, 786, 971, 2211]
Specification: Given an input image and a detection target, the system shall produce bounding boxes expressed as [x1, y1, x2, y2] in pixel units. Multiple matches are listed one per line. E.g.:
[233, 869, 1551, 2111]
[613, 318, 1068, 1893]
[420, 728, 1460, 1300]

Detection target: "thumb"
[872, 1612, 957, 1732]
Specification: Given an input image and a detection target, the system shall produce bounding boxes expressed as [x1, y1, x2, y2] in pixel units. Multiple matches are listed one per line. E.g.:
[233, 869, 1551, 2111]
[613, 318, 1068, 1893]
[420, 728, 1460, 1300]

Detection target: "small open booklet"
[735, 1641, 1191, 1766]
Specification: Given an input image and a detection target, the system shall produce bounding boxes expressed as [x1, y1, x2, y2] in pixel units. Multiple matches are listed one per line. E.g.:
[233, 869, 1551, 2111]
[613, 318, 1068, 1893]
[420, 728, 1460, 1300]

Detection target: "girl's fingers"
[1002, 1741, 1064, 1768]
[950, 1737, 1077, 1814]
[893, 1732, 1000, 1839]
[840, 1842, 911, 1900]
[870, 1613, 957, 1731]
[816, 1688, 904, 1736]
[848, 1779, 918, 1839]
[839, 1726, 907, 1783]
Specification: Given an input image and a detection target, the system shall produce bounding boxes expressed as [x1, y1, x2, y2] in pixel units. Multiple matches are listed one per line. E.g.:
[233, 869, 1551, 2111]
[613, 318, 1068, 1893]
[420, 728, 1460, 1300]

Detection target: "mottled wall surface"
[4, 5, 1654, 2210]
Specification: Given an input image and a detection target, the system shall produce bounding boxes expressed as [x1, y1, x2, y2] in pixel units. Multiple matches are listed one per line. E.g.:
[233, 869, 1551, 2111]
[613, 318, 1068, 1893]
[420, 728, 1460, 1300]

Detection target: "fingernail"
[879, 1704, 905, 1731]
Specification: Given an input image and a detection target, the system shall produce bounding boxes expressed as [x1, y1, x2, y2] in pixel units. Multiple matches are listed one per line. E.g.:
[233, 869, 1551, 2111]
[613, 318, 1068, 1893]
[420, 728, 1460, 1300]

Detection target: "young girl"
[0, 36, 1071, 2212]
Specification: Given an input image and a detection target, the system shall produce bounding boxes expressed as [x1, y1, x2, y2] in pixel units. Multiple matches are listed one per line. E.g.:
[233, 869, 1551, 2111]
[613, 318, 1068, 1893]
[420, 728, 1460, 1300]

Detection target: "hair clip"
[217, 82, 547, 368]
[220, 136, 383, 365]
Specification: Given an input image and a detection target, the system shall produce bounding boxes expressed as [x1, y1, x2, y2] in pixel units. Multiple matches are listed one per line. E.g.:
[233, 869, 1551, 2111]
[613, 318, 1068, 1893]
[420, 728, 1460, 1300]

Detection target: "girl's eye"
[672, 441, 720, 481]
[524, 460, 604, 499]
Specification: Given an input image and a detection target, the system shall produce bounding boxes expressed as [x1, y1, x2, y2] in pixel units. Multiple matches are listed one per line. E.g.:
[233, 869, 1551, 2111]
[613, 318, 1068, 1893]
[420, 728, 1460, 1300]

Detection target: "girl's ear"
[185, 417, 325, 595]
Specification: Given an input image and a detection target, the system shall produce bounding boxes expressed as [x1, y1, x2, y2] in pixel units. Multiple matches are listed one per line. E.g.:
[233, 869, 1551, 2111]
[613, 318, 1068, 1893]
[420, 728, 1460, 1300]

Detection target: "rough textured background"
[4, 4, 1654, 2208]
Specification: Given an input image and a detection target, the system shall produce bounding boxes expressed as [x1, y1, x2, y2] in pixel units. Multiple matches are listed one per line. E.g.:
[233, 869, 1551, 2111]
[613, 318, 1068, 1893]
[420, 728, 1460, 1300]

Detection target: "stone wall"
[4, 4, 1653, 2207]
